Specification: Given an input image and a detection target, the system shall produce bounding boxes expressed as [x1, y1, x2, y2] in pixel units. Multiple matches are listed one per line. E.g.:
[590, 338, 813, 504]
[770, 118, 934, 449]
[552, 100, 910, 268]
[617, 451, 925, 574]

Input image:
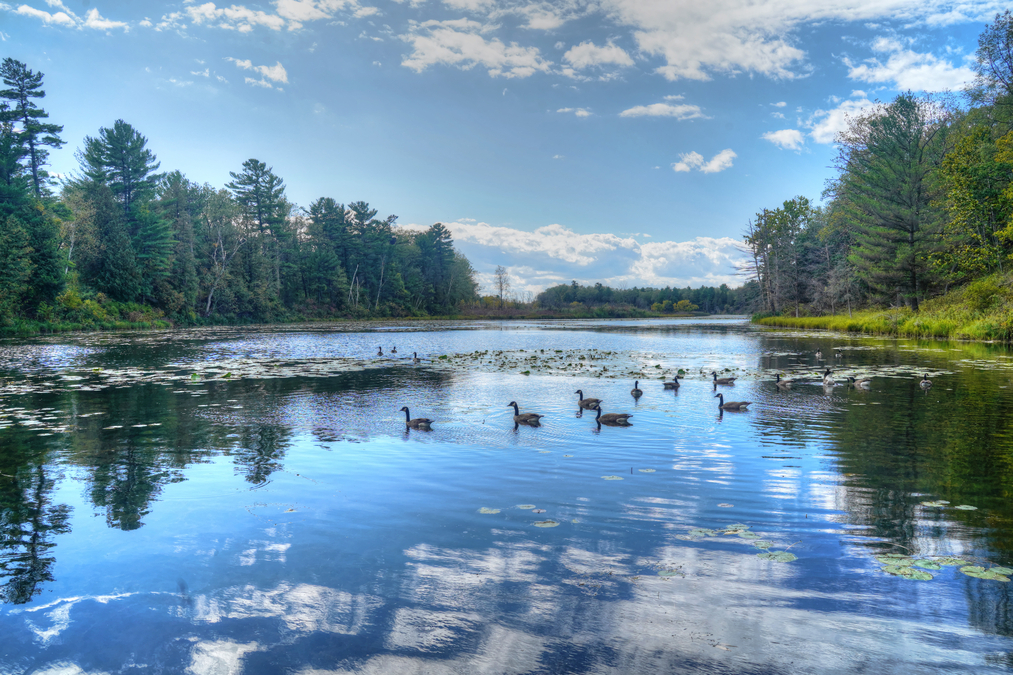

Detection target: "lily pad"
[638, 468, 656, 473]
[517, 504, 536, 510]
[757, 551, 797, 563]
[688, 528, 716, 537]
[961, 565, 1010, 581]
[989, 566, 1013, 575]
[935, 556, 969, 566]
[912, 560, 941, 570]
[602, 475, 624, 480]
[533, 520, 559, 528]
[953, 505, 978, 510]
[753, 540, 774, 549]
[920, 501, 948, 507]
[478, 507, 500, 514]
[882, 565, 932, 580]
[738, 532, 761, 540]
[875, 556, 914, 567]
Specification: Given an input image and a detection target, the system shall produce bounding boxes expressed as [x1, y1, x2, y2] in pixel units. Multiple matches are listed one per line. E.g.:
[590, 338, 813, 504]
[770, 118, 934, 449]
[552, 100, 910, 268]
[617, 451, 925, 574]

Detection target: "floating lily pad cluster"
[679, 523, 796, 561]
[478, 503, 561, 528]
[873, 553, 1012, 582]
[919, 499, 979, 511]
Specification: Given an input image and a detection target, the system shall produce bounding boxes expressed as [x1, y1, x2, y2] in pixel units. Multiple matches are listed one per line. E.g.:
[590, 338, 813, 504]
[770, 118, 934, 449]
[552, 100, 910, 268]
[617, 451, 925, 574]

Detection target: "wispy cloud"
[845, 36, 973, 91]
[672, 149, 736, 173]
[226, 57, 289, 87]
[401, 18, 552, 78]
[556, 107, 591, 117]
[619, 102, 707, 120]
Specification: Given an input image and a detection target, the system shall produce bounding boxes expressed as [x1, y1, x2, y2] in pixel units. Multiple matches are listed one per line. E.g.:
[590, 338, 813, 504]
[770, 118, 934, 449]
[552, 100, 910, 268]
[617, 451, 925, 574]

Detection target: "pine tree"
[0, 58, 64, 198]
[79, 120, 161, 217]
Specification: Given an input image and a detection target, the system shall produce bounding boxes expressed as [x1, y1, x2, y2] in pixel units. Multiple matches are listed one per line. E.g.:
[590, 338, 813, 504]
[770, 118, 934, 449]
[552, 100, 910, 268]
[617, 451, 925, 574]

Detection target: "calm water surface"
[2, 318, 1013, 674]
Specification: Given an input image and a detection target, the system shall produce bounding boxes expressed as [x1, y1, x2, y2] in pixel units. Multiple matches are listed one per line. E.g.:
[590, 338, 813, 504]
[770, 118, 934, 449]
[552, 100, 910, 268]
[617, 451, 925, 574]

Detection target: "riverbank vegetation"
[745, 12, 1013, 341]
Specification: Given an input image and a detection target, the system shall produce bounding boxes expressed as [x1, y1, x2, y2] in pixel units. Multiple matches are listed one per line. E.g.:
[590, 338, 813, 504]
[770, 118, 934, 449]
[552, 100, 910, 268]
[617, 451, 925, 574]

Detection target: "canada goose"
[412, 352, 420, 364]
[815, 350, 823, 360]
[575, 390, 602, 410]
[848, 376, 871, 389]
[775, 373, 794, 389]
[714, 393, 752, 411]
[662, 376, 681, 389]
[631, 381, 643, 398]
[399, 406, 433, 429]
[508, 401, 544, 425]
[592, 404, 632, 426]
[822, 368, 835, 386]
[377, 346, 383, 357]
[835, 350, 843, 359]
[711, 371, 736, 385]
[920, 374, 932, 389]
[391, 346, 397, 354]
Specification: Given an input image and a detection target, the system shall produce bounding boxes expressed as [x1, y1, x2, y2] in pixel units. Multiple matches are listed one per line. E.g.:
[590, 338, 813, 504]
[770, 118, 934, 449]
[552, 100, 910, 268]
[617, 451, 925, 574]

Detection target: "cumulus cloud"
[619, 102, 707, 119]
[82, 7, 127, 30]
[672, 149, 736, 173]
[562, 41, 634, 69]
[846, 37, 974, 91]
[13, 1, 127, 29]
[401, 18, 552, 78]
[557, 107, 591, 117]
[15, 4, 76, 26]
[407, 220, 748, 292]
[762, 128, 804, 150]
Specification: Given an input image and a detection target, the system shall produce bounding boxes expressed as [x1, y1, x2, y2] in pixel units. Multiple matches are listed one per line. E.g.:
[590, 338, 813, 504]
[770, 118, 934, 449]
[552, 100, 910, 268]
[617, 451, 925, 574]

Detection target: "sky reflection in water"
[1, 319, 1013, 674]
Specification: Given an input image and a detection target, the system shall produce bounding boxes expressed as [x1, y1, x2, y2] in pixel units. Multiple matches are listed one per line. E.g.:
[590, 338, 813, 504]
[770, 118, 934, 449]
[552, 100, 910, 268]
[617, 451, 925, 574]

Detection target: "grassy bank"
[753, 274, 1013, 341]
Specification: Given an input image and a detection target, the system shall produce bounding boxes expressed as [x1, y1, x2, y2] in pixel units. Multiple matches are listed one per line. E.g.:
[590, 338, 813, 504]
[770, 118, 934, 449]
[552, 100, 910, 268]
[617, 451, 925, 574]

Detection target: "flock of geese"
[392, 343, 937, 431]
[397, 370, 756, 431]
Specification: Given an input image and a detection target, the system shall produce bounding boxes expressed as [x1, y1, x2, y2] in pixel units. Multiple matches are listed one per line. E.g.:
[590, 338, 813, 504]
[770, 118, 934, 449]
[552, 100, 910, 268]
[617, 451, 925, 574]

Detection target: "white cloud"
[846, 39, 974, 91]
[417, 220, 749, 291]
[562, 41, 634, 69]
[245, 77, 276, 88]
[226, 58, 289, 83]
[191, 68, 211, 77]
[619, 102, 707, 120]
[15, 4, 76, 26]
[557, 107, 591, 117]
[762, 128, 804, 150]
[672, 149, 736, 173]
[402, 19, 551, 78]
[187, 2, 287, 31]
[807, 94, 878, 144]
[83, 7, 127, 30]
[772, 101, 786, 107]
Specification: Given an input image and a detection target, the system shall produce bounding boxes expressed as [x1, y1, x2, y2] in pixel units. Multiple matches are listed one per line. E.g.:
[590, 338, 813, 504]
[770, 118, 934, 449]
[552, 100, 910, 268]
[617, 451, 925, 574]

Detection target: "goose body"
[848, 376, 871, 389]
[391, 346, 397, 354]
[575, 390, 602, 410]
[662, 376, 681, 389]
[377, 346, 384, 357]
[714, 393, 751, 411]
[822, 368, 835, 386]
[815, 350, 823, 360]
[631, 380, 643, 398]
[400, 406, 433, 429]
[592, 404, 632, 426]
[412, 352, 420, 364]
[835, 350, 843, 359]
[920, 374, 932, 389]
[775, 373, 794, 389]
[508, 401, 544, 425]
[711, 371, 736, 385]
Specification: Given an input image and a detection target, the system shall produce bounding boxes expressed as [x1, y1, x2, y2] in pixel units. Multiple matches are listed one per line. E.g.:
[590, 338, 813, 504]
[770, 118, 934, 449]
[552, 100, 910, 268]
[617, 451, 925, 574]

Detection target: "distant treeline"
[534, 280, 759, 314]
[0, 57, 478, 330]
[743, 12, 1013, 319]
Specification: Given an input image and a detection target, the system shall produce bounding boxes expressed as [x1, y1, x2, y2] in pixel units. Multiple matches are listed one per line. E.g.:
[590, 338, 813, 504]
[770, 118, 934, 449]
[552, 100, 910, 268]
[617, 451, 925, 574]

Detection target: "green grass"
[753, 273, 1013, 341]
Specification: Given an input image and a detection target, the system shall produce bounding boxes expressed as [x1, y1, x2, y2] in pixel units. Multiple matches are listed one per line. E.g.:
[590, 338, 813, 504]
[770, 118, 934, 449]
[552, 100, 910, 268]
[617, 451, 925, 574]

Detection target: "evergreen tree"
[79, 120, 161, 217]
[0, 215, 34, 322]
[227, 159, 290, 308]
[0, 58, 64, 198]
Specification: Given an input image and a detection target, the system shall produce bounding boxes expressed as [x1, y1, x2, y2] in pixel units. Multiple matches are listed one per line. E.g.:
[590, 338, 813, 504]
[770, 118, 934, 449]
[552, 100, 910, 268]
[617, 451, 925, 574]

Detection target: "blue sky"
[2, 0, 998, 295]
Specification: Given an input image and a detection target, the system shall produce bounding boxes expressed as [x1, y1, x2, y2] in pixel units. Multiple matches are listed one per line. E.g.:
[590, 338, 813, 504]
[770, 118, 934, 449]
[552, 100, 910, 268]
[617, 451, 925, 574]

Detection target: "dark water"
[2, 318, 1013, 674]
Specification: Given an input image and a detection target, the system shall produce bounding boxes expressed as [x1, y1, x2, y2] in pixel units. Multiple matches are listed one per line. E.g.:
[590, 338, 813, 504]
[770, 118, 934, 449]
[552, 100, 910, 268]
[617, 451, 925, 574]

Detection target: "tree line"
[743, 12, 1013, 318]
[535, 280, 759, 314]
[0, 57, 479, 328]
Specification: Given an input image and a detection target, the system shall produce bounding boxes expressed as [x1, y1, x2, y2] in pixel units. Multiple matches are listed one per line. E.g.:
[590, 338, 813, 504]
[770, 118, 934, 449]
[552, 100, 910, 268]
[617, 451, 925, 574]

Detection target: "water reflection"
[3, 322, 1013, 672]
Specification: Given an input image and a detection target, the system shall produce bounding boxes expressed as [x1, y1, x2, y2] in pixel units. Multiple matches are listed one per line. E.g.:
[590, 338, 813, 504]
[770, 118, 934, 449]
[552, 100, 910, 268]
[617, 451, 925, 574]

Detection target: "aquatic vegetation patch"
[757, 551, 798, 563]
[478, 507, 500, 514]
[533, 520, 560, 528]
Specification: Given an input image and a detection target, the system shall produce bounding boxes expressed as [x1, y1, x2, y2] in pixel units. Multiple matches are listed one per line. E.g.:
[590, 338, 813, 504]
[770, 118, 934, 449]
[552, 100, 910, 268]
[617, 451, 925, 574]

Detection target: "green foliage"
[79, 119, 161, 216]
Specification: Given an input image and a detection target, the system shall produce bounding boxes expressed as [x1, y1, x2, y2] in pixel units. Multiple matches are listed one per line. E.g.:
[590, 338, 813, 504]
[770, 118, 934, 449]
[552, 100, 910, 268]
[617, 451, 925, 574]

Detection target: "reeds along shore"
[753, 274, 1013, 342]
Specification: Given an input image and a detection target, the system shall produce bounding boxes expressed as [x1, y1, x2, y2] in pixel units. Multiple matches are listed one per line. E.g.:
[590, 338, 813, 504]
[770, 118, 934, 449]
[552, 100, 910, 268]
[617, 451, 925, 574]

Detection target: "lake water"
[2, 318, 1013, 674]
